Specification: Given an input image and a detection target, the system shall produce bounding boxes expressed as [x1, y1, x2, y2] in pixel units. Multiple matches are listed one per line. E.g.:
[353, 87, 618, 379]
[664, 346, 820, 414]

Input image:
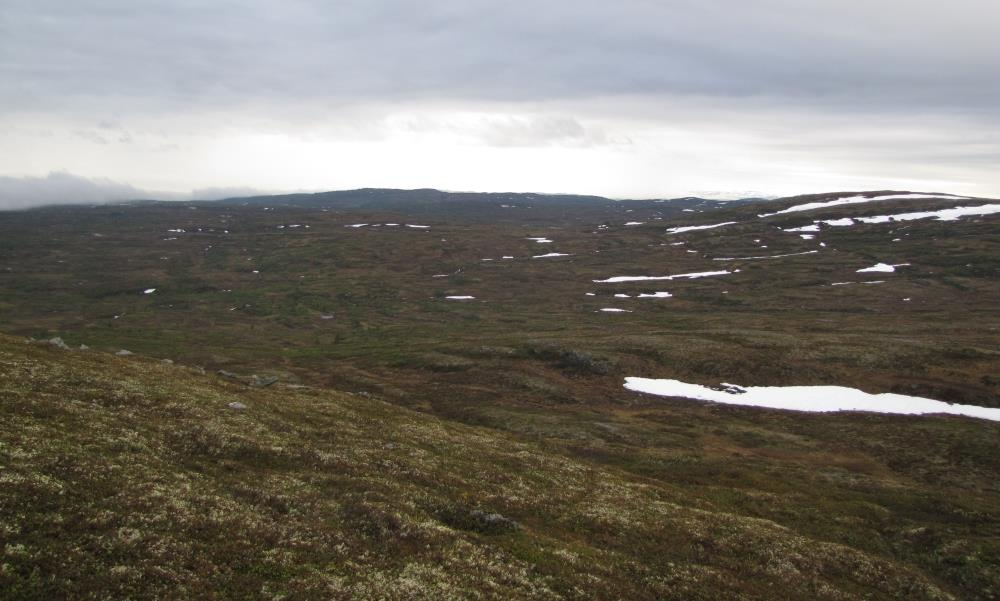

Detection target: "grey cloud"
[0, 172, 269, 210]
[0, 172, 152, 210]
[2, 0, 999, 116]
[472, 115, 607, 148]
[1, 1, 998, 200]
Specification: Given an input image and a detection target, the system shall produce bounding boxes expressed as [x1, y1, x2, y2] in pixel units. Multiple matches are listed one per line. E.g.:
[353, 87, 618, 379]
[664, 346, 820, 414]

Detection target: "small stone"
[48, 337, 70, 350]
[227, 402, 247, 411]
[470, 510, 520, 532]
[251, 375, 278, 388]
[161, 358, 174, 364]
[115, 349, 133, 356]
[78, 344, 89, 350]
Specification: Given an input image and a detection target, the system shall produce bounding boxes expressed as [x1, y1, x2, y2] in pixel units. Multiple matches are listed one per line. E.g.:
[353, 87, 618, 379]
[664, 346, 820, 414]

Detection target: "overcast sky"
[2, 0, 999, 208]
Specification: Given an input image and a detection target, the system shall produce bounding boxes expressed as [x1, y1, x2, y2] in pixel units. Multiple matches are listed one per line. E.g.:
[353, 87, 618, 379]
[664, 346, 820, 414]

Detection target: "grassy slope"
[0, 334, 977, 600]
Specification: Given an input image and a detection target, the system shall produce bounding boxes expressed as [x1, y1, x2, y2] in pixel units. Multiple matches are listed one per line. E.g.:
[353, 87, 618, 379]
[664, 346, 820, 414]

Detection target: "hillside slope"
[0, 334, 971, 600]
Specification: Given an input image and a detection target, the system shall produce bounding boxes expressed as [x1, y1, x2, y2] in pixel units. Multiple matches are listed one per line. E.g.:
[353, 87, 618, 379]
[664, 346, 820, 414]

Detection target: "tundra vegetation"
[1, 189, 998, 599]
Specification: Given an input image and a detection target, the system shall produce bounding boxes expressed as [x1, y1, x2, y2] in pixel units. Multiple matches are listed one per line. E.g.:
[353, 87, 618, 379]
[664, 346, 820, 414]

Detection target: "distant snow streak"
[712, 250, 818, 261]
[594, 270, 730, 283]
[759, 193, 971, 217]
[853, 204, 1000, 224]
[666, 221, 737, 234]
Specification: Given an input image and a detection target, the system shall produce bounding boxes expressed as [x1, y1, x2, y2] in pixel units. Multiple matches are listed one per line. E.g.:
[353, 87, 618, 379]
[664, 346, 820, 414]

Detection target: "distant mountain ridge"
[216, 187, 760, 208]
[4, 185, 989, 214]
[202, 187, 763, 220]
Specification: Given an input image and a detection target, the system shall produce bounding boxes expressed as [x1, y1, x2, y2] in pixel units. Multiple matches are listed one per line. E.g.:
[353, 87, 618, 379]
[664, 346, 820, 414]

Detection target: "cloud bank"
[1, 1, 998, 207]
[0, 172, 269, 211]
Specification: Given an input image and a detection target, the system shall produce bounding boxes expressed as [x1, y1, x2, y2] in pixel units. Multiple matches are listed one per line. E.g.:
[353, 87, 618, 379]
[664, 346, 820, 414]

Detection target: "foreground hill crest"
[0, 333, 971, 600]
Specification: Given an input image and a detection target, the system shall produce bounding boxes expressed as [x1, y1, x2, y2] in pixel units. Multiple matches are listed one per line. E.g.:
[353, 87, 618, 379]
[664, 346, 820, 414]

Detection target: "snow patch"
[857, 262, 909, 273]
[784, 224, 820, 233]
[624, 377, 1000, 421]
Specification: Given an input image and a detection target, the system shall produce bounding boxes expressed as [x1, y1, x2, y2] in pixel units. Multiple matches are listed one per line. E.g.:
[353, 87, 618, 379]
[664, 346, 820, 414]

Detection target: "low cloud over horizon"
[0, 172, 274, 211]
[2, 1, 999, 209]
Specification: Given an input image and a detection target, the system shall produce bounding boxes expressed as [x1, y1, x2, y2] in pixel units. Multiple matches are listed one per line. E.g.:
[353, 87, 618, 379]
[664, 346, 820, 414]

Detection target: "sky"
[2, 0, 999, 209]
